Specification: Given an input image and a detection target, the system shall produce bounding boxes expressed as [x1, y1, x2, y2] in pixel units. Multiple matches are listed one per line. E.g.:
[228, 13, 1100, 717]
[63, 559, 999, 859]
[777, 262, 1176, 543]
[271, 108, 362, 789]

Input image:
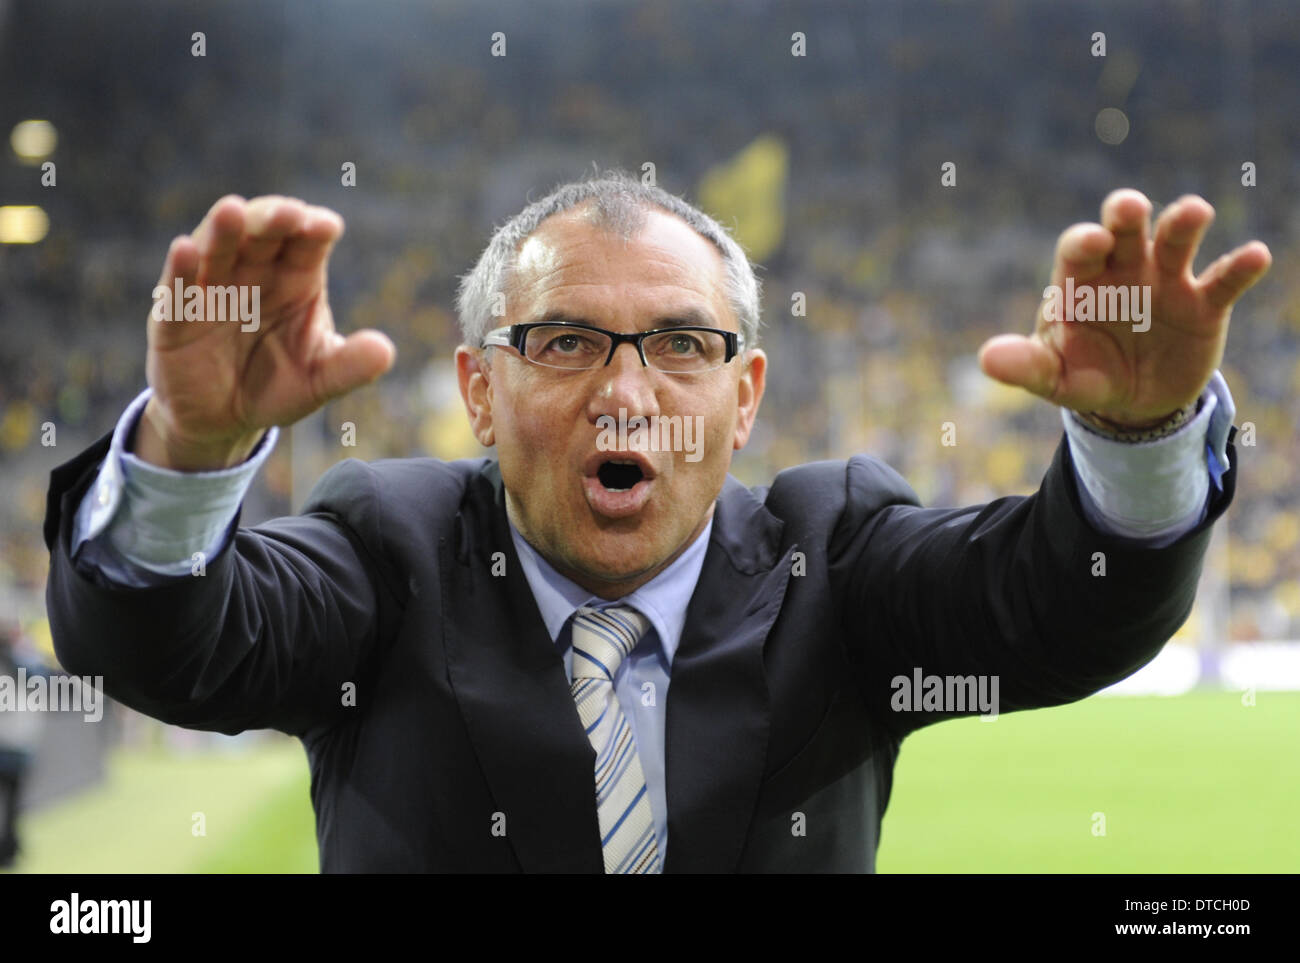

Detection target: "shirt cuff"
[71, 387, 279, 580]
[1062, 371, 1234, 545]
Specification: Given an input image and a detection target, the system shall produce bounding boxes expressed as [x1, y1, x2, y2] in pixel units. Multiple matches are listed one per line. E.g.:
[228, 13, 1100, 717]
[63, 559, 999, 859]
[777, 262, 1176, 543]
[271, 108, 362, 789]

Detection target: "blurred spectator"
[0, 622, 47, 868]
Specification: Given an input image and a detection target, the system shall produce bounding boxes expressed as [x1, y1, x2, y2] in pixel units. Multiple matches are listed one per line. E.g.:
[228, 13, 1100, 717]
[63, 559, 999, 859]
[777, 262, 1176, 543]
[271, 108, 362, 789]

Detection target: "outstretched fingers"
[1198, 240, 1272, 311]
[1100, 189, 1152, 270]
[157, 234, 201, 291]
[192, 195, 247, 283]
[239, 196, 308, 266]
[1153, 195, 1214, 277]
[278, 205, 345, 272]
[311, 330, 397, 404]
[1051, 223, 1114, 291]
[977, 334, 1062, 402]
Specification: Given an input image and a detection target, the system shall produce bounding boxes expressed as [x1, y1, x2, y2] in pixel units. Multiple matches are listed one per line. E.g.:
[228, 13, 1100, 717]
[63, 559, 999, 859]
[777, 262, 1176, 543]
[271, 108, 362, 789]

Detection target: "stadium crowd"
[2, 0, 1297, 657]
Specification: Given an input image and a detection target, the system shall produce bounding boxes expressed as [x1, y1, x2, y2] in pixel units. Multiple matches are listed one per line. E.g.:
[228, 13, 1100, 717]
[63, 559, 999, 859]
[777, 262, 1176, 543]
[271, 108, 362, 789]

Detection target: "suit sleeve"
[829, 434, 1235, 739]
[44, 434, 401, 738]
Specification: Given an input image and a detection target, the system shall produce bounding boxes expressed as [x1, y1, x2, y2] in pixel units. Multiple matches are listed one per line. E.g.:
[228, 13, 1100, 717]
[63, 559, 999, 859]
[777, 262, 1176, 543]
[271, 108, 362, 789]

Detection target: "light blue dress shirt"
[69, 372, 1239, 869]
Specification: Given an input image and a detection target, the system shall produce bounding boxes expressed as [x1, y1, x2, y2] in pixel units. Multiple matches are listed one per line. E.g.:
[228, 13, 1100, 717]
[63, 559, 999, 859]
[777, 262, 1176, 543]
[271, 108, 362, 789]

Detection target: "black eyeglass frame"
[481, 320, 746, 371]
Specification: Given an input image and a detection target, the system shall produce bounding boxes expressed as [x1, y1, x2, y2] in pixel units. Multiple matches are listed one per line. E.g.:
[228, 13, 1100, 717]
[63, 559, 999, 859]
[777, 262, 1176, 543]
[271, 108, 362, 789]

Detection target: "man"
[44, 172, 1270, 872]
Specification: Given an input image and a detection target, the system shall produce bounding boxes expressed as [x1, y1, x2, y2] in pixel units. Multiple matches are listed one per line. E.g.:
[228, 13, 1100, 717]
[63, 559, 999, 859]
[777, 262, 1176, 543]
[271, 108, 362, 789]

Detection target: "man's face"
[456, 204, 767, 599]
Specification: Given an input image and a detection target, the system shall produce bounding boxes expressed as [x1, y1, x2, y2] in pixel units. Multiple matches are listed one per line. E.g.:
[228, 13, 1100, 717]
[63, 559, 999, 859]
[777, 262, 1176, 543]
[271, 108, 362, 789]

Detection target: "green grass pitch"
[6, 690, 1296, 873]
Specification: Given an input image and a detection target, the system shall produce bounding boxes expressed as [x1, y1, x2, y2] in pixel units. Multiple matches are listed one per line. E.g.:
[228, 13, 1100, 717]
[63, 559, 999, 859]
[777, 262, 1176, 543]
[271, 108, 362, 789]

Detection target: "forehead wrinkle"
[509, 213, 732, 330]
[520, 246, 724, 305]
[526, 209, 722, 279]
[523, 280, 726, 333]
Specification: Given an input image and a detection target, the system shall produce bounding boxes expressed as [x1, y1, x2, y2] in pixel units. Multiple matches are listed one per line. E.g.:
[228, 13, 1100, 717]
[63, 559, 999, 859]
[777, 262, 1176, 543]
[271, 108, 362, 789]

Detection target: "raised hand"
[977, 190, 1271, 428]
[136, 195, 395, 470]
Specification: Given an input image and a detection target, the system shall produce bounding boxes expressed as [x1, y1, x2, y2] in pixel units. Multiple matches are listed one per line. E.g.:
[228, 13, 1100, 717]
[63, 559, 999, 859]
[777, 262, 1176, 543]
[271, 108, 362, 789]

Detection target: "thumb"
[977, 334, 1062, 402]
[313, 330, 397, 402]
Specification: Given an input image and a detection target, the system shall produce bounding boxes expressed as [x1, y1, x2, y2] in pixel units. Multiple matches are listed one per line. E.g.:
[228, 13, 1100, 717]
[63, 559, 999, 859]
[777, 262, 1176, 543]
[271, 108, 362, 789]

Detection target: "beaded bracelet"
[1075, 398, 1202, 443]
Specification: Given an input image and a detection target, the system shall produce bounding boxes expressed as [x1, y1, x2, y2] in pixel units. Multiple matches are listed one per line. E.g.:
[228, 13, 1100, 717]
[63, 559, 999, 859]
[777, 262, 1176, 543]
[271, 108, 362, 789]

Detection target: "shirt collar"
[507, 512, 713, 669]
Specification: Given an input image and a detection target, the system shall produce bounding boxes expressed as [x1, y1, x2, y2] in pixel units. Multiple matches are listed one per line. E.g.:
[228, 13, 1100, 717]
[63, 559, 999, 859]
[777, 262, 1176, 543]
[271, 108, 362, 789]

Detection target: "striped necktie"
[569, 605, 662, 874]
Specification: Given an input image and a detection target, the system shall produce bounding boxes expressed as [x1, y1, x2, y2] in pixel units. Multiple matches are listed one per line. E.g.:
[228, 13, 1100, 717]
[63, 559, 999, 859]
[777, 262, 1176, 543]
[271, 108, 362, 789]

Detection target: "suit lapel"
[663, 476, 793, 873]
[439, 462, 604, 873]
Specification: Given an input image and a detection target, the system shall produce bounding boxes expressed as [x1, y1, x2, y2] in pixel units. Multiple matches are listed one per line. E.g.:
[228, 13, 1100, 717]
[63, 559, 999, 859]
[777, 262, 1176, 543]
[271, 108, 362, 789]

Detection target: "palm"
[981, 191, 1271, 425]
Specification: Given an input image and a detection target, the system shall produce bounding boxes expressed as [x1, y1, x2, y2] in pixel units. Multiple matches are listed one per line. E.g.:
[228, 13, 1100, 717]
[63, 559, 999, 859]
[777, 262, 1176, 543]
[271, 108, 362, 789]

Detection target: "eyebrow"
[527, 308, 724, 330]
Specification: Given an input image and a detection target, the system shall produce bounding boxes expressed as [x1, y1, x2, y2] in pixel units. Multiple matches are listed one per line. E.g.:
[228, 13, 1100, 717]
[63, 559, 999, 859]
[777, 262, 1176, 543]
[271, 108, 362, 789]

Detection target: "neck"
[507, 497, 713, 601]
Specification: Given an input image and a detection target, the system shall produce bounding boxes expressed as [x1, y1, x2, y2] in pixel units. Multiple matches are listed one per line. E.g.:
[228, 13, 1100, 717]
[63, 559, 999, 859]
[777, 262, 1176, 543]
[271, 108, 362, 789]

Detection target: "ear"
[456, 346, 495, 447]
[732, 348, 767, 450]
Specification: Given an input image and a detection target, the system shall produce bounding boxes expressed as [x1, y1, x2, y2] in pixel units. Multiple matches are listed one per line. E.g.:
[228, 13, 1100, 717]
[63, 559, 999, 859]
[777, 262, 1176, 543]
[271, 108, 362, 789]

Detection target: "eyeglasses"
[481, 321, 745, 374]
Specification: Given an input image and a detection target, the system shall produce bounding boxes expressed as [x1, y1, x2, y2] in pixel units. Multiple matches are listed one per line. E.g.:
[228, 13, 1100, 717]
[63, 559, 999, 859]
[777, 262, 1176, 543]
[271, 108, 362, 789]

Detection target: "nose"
[587, 340, 660, 424]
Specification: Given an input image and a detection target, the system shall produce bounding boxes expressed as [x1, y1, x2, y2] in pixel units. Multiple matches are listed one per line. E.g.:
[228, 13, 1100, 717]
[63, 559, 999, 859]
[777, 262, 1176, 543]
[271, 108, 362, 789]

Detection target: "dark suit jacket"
[43, 430, 1235, 872]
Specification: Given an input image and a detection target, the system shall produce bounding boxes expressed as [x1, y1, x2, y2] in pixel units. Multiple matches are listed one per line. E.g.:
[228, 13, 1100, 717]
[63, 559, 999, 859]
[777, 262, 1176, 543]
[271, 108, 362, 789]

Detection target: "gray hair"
[455, 170, 762, 350]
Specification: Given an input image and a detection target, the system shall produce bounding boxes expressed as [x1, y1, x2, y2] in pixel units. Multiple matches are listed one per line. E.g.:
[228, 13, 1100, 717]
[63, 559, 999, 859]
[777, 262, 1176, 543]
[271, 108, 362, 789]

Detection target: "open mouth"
[583, 453, 656, 519]
[597, 459, 645, 492]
